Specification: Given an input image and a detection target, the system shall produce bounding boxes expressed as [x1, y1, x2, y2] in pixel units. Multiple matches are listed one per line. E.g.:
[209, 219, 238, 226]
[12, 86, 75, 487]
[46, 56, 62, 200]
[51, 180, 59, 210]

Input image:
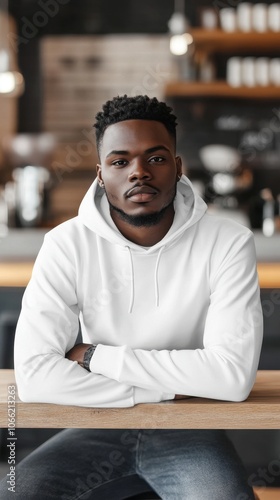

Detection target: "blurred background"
[1, 0, 280, 227]
[0, 0, 280, 495]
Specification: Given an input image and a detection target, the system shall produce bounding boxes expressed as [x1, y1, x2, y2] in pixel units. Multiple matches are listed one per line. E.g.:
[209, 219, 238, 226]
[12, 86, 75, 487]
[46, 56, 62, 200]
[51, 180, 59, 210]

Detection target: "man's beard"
[107, 195, 176, 227]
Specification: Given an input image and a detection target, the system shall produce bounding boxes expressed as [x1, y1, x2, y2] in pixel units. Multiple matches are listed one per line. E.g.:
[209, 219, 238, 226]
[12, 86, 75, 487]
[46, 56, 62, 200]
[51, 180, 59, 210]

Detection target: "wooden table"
[0, 370, 279, 429]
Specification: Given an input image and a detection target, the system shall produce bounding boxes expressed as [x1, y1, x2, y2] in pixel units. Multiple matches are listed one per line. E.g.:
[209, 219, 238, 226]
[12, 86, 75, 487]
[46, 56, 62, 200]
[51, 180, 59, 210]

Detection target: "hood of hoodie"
[78, 174, 207, 254]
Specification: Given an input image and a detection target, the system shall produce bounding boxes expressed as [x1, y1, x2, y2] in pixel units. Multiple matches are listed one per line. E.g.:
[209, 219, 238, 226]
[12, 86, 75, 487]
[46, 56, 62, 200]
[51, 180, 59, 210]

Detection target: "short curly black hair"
[94, 95, 177, 153]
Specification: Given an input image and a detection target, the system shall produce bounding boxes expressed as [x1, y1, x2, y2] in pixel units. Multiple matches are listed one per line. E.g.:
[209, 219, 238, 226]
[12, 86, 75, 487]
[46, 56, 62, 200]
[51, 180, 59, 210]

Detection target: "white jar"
[237, 3, 252, 32]
[268, 4, 280, 32]
[255, 58, 270, 86]
[252, 4, 268, 32]
[219, 8, 236, 32]
[269, 58, 280, 85]
[241, 57, 256, 86]
[226, 57, 242, 87]
[201, 8, 218, 30]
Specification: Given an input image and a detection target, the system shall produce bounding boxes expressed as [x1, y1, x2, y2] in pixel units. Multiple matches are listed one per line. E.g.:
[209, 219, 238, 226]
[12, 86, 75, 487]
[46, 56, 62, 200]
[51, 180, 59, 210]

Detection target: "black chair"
[0, 311, 18, 368]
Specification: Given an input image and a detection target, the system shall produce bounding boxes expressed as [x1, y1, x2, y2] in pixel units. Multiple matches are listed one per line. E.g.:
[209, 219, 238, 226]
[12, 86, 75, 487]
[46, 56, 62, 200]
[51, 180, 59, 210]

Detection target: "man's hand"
[65, 343, 92, 366]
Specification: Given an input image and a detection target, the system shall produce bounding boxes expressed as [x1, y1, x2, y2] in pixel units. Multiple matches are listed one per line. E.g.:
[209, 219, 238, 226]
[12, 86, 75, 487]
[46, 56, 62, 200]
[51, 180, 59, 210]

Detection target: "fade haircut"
[94, 94, 178, 154]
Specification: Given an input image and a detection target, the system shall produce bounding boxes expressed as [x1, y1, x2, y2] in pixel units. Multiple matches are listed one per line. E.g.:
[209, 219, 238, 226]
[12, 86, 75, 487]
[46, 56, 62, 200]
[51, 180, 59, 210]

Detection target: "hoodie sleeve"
[90, 231, 263, 402]
[14, 233, 171, 407]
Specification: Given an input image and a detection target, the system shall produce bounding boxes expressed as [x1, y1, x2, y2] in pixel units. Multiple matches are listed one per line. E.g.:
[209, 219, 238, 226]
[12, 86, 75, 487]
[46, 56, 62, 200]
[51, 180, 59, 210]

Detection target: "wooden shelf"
[178, 30, 280, 100]
[165, 81, 280, 99]
[191, 28, 280, 54]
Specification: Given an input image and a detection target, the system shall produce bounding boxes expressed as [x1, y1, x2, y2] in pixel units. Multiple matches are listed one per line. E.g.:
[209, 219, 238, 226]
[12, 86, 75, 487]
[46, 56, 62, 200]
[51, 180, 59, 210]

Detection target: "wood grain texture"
[0, 370, 279, 429]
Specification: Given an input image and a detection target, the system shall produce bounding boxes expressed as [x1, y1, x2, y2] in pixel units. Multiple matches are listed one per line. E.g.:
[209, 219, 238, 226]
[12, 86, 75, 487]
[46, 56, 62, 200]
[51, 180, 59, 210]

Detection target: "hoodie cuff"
[89, 344, 124, 378]
[90, 345, 174, 404]
[134, 387, 175, 405]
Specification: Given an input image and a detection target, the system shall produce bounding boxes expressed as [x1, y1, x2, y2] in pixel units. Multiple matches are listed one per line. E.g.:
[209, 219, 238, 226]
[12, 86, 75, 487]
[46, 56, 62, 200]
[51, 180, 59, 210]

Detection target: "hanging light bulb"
[0, 3, 25, 96]
[168, 0, 193, 56]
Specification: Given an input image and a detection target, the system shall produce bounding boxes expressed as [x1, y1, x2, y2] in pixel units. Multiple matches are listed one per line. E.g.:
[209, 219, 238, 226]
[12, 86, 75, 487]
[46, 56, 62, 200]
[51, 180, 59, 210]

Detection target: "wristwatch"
[83, 345, 97, 371]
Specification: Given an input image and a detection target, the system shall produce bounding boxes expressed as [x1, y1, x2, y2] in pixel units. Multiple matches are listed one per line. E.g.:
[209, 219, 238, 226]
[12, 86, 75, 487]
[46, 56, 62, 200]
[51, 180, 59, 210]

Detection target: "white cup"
[226, 57, 242, 87]
[237, 3, 252, 32]
[255, 58, 270, 86]
[252, 4, 268, 32]
[269, 58, 280, 85]
[268, 4, 280, 32]
[201, 9, 218, 30]
[241, 57, 256, 86]
[219, 8, 236, 32]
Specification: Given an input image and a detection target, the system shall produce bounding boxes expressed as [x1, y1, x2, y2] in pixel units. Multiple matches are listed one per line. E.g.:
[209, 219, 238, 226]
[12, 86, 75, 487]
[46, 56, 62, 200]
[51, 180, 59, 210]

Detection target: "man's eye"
[149, 156, 165, 163]
[112, 160, 128, 167]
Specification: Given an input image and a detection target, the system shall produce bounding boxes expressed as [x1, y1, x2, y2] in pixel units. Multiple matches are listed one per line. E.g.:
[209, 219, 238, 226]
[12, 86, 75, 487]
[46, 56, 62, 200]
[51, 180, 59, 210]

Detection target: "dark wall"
[8, 0, 279, 35]
[8, 0, 209, 35]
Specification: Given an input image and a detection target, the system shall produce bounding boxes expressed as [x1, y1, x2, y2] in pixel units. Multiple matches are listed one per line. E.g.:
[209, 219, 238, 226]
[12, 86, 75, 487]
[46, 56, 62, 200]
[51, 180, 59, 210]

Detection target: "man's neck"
[110, 206, 175, 246]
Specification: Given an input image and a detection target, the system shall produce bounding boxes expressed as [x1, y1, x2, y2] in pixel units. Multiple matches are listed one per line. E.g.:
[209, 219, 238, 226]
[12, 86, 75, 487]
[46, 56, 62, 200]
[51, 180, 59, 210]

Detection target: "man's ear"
[175, 156, 182, 179]
[96, 164, 104, 187]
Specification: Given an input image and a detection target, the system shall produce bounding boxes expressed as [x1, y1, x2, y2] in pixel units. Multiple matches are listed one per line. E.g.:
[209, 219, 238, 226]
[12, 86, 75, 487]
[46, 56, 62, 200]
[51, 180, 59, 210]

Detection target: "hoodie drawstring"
[154, 245, 165, 308]
[126, 246, 135, 314]
[125, 245, 165, 313]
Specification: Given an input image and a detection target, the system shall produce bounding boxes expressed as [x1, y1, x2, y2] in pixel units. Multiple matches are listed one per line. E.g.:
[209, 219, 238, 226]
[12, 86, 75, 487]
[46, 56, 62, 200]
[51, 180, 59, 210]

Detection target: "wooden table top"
[0, 370, 279, 429]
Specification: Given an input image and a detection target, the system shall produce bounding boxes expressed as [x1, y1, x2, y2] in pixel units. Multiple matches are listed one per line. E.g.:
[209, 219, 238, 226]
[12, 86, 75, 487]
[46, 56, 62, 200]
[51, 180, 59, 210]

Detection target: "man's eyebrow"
[145, 145, 170, 154]
[106, 150, 129, 158]
[106, 145, 170, 158]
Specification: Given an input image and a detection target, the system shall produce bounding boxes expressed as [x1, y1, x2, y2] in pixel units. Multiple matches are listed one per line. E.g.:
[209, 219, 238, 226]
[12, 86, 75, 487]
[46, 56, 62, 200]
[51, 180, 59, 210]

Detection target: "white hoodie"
[14, 175, 263, 407]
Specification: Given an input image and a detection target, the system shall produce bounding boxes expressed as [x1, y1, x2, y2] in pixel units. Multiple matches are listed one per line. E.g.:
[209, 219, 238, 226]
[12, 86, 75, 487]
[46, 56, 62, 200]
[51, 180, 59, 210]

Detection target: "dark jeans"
[0, 429, 255, 499]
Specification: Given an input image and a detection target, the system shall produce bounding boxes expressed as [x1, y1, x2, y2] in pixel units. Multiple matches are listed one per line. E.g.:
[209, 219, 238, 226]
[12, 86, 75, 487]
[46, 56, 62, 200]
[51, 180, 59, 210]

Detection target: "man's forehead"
[100, 119, 174, 154]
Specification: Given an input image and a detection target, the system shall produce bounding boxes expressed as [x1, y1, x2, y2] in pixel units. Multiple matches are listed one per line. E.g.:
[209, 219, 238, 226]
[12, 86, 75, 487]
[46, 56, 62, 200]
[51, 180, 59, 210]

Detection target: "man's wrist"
[82, 344, 97, 371]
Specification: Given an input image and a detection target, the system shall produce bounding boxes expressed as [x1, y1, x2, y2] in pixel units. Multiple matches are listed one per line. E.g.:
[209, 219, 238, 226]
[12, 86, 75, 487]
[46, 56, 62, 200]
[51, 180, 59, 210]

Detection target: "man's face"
[97, 119, 182, 222]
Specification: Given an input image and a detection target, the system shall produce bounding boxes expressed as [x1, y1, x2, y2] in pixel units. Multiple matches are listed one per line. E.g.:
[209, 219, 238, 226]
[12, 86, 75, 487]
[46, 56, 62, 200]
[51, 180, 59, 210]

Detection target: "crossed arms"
[14, 231, 263, 408]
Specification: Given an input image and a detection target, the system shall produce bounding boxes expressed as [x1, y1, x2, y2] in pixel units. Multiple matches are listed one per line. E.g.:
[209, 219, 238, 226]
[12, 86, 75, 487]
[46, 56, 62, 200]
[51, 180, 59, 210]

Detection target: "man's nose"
[128, 159, 152, 182]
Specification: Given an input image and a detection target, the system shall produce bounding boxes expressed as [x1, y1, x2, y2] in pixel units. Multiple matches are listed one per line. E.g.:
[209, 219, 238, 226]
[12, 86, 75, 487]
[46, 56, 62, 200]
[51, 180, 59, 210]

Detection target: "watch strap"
[83, 345, 97, 371]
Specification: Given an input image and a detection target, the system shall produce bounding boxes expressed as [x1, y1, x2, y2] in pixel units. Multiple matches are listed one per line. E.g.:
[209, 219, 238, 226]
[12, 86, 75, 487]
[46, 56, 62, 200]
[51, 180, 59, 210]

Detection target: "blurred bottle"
[0, 187, 8, 237]
[12, 166, 50, 228]
[261, 188, 275, 237]
[275, 194, 280, 232]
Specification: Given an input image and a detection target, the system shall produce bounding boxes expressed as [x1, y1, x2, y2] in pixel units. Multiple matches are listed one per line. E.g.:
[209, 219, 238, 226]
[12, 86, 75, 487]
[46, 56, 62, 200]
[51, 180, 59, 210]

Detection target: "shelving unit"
[165, 81, 280, 99]
[165, 29, 280, 99]
[190, 29, 280, 55]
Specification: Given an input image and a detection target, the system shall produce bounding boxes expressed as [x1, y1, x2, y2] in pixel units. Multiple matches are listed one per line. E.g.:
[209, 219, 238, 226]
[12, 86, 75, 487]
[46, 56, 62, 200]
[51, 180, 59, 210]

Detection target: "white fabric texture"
[14, 175, 263, 407]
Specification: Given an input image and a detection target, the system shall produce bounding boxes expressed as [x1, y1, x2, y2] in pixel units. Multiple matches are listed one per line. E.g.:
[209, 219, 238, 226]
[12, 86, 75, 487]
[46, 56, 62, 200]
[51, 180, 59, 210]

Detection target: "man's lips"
[126, 185, 158, 197]
[126, 185, 158, 203]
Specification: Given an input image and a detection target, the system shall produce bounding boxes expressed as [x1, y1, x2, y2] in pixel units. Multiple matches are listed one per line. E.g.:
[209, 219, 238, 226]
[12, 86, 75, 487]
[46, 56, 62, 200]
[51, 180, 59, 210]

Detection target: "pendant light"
[0, 1, 24, 96]
[168, 0, 193, 56]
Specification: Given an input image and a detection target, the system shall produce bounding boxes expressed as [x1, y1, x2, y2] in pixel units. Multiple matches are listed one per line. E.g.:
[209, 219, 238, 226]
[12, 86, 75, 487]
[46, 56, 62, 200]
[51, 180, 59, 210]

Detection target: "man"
[0, 95, 262, 499]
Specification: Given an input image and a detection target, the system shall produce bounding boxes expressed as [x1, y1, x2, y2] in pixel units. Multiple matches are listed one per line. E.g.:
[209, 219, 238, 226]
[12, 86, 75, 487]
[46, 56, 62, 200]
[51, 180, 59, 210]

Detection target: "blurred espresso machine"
[3, 134, 55, 228]
[199, 144, 253, 227]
